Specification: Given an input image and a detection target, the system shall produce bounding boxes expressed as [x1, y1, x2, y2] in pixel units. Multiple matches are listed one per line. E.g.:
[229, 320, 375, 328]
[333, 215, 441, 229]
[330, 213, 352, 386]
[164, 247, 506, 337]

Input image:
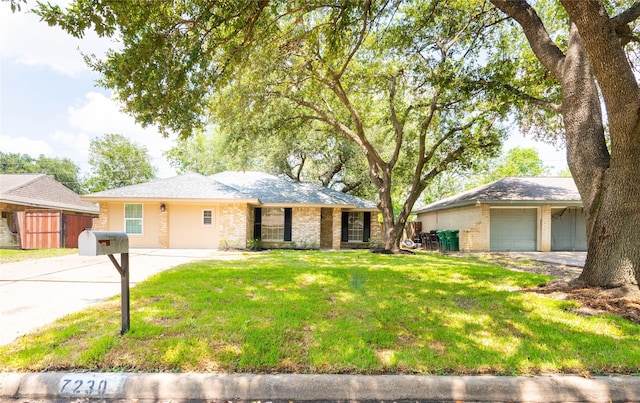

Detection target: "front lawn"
[1, 250, 638, 374]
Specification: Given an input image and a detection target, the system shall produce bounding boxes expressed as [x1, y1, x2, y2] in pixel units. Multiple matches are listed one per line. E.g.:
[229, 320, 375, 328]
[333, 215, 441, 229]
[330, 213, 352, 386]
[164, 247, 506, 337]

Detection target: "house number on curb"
[57, 374, 126, 397]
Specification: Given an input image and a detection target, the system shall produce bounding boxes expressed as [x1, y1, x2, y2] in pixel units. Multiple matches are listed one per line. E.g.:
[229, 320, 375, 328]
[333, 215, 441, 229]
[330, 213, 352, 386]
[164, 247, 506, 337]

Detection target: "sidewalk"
[2, 372, 639, 402]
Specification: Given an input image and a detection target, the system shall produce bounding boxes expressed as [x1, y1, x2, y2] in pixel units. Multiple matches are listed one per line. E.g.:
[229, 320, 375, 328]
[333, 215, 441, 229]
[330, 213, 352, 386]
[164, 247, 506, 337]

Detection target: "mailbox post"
[78, 230, 131, 335]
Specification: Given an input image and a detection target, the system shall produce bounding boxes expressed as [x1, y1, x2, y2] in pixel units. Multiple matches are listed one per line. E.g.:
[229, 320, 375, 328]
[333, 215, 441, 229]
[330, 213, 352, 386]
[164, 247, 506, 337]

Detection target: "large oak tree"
[36, 0, 513, 250]
[490, 0, 640, 288]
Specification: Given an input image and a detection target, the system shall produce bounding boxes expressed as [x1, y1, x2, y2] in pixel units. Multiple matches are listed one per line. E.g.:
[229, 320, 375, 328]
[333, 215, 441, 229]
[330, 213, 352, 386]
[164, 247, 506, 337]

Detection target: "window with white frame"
[124, 203, 143, 235]
[203, 209, 213, 225]
[261, 208, 285, 241]
[348, 211, 364, 242]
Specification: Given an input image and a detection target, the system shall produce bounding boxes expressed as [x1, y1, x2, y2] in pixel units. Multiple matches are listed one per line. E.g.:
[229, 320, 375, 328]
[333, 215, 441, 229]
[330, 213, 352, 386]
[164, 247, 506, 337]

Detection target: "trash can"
[437, 230, 449, 251]
[450, 230, 459, 251]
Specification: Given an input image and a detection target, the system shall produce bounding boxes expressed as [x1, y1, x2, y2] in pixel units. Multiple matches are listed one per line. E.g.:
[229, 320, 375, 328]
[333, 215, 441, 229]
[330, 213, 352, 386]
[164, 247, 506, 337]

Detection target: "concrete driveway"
[0, 249, 221, 345]
[506, 251, 587, 267]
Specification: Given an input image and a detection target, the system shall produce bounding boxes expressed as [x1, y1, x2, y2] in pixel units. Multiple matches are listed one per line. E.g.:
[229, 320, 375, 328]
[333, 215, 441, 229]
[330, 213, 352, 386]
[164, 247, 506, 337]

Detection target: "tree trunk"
[561, 24, 637, 287]
[579, 169, 640, 286]
[491, 0, 640, 288]
[560, 1, 640, 287]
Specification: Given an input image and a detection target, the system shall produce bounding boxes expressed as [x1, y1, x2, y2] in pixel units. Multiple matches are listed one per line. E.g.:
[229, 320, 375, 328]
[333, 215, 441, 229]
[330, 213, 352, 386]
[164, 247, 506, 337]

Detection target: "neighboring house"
[0, 174, 98, 249]
[82, 171, 381, 250]
[413, 177, 587, 252]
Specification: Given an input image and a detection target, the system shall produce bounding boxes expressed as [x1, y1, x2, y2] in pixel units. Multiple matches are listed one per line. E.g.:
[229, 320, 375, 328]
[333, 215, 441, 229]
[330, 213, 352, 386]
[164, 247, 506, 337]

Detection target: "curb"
[2, 373, 640, 402]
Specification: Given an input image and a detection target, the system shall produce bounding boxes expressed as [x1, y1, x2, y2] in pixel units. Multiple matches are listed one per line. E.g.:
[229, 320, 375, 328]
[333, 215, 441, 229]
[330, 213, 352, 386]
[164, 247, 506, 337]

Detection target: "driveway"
[506, 251, 587, 267]
[0, 249, 221, 345]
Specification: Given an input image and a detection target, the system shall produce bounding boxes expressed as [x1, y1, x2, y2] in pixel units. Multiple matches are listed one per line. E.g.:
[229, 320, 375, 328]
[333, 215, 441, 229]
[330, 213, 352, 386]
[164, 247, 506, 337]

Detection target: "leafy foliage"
[35, 0, 529, 248]
[85, 134, 157, 192]
[0, 152, 84, 194]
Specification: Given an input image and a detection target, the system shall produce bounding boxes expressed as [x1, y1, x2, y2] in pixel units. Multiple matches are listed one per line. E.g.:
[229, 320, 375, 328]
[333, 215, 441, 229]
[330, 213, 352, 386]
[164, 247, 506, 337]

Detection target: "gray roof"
[84, 171, 378, 210]
[0, 174, 99, 215]
[84, 173, 253, 201]
[414, 177, 582, 214]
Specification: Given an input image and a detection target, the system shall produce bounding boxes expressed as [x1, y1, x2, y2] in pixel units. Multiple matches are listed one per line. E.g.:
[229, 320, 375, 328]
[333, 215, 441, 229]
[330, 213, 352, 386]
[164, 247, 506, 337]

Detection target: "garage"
[551, 207, 587, 251]
[490, 208, 537, 251]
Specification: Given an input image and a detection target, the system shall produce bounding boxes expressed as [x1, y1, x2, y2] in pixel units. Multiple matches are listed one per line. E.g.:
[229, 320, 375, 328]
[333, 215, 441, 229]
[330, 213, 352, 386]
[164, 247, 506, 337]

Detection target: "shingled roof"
[83, 171, 378, 210]
[413, 177, 582, 214]
[0, 174, 98, 214]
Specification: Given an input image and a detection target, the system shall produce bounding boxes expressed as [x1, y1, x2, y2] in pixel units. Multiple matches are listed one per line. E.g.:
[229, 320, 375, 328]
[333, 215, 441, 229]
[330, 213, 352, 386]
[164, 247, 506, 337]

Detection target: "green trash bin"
[436, 230, 448, 251]
[450, 230, 459, 251]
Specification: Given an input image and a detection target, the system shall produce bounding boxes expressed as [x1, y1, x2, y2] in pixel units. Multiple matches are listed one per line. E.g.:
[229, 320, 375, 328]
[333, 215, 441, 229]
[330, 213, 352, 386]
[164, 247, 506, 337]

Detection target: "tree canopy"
[85, 133, 157, 193]
[36, 0, 519, 249]
[0, 152, 84, 194]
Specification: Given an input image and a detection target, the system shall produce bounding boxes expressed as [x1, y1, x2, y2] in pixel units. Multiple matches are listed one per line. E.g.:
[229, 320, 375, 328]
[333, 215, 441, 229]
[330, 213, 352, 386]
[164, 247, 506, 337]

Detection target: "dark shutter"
[363, 211, 371, 242]
[254, 208, 262, 240]
[341, 211, 349, 242]
[284, 208, 292, 241]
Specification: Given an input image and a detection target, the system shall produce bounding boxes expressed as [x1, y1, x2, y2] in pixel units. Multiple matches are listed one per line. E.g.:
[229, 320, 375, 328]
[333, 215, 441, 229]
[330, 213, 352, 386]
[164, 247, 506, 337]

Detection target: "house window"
[261, 208, 285, 241]
[203, 210, 213, 225]
[348, 212, 364, 242]
[124, 203, 143, 235]
[341, 211, 371, 243]
[255, 207, 292, 242]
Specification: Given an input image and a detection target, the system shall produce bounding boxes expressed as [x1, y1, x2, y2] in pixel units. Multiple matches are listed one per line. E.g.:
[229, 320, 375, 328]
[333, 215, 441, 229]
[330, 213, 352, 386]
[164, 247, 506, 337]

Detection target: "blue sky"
[0, 1, 568, 180]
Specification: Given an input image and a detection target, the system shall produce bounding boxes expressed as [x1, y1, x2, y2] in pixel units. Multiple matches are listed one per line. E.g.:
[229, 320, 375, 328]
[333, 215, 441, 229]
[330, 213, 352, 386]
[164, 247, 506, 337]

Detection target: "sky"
[0, 2, 569, 182]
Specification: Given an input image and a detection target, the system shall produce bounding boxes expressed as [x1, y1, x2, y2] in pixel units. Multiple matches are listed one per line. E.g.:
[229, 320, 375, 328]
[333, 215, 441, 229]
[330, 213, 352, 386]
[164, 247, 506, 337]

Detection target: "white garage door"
[490, 208, 537, 251]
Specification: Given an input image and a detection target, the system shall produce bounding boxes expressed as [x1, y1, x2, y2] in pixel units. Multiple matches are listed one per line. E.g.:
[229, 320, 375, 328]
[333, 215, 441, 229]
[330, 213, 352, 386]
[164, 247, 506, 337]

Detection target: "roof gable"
[0, 174, 98, 214]
[414, 177, 582, 214]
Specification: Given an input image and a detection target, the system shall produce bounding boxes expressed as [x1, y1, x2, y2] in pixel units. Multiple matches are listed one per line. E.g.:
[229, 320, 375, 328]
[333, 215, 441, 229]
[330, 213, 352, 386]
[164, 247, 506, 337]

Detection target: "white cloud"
[0, 3, 114, 77]
[1, 134, 54, 156]
[66, 92, 177, 177]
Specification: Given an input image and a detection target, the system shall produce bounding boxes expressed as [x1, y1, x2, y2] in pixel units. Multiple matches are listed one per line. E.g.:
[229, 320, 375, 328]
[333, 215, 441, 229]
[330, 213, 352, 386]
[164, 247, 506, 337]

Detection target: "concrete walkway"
[0, 249, 221, 345]
[1, 372, 639, 402]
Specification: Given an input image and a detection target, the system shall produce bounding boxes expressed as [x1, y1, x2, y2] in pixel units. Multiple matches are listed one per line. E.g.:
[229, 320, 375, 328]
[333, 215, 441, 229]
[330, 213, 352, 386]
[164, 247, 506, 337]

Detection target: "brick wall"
[158, 207, 169, 248]
[417, 204, 489, 252]
[218, 203, 249, 249]
[291, 207, 321, 248]
[94, 202, 109, 231]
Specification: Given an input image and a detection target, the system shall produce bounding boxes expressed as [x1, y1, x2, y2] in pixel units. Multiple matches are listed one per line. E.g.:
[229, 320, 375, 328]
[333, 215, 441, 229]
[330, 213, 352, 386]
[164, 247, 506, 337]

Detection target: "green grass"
[1, 250, 639, 375]
[0, 248, 77, 263]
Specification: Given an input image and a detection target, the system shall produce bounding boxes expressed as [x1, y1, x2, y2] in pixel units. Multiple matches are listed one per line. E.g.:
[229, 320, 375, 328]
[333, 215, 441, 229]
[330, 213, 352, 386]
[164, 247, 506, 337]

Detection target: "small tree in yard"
[86, 133, 157, 192]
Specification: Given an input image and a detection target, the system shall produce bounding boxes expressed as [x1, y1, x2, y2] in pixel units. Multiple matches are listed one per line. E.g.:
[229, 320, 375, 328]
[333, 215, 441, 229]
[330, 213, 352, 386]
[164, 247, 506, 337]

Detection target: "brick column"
[158, 204, 169, 248]
[332, 208, 342, 250]
[479, 204, 491, 252]
[93, 202, 109, 231]
[539, 205, 551, 252]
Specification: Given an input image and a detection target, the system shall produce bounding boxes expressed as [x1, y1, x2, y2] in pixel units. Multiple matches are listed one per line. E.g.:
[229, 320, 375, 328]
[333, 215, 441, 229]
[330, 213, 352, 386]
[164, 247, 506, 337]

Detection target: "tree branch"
[337, 0, 371, 79]
[490, 0, 566, 80]
[611, 2, 640, 27]
[388, 71, 405, 169]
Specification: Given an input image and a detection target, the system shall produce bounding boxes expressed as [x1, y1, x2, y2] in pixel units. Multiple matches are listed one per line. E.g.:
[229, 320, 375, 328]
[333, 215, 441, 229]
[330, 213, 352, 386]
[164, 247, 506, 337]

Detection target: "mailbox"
[78, 229, 131, 334]
[78, 230, 129, 256]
